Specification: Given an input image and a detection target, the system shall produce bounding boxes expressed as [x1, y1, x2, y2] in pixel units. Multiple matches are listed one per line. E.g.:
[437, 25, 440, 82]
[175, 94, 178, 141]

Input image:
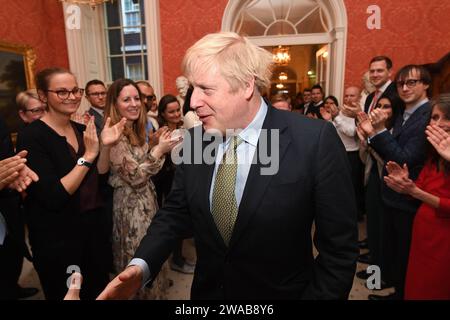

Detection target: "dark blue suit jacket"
[369, 101, 431, 213]
[135, 107, 359, 299]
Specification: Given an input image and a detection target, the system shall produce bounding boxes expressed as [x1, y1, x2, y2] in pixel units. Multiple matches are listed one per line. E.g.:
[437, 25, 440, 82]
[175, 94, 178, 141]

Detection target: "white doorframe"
[221, 0, 347, 102]
[143, 0, 164, 98]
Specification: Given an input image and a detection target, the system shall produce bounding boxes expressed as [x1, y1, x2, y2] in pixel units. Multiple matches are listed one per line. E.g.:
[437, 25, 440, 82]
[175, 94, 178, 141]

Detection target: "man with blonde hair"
[98, 31, 357, 300]
[16, 89, 46, 124]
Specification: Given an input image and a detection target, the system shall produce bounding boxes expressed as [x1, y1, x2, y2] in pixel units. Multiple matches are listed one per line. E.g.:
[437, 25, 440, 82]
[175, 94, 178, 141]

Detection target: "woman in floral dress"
[105, 78, 179, 299]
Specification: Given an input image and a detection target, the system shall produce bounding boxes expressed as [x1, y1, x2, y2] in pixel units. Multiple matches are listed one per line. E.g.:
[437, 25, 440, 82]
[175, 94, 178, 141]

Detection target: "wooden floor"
[18, 218, 394, 300]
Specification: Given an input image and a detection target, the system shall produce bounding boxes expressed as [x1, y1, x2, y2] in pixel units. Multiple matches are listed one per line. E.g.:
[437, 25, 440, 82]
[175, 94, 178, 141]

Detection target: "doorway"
[222, 0, 347, 101]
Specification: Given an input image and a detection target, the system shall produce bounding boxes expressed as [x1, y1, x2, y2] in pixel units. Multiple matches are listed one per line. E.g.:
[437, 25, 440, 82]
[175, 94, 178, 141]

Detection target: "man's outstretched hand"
[96, 265, 143, 300]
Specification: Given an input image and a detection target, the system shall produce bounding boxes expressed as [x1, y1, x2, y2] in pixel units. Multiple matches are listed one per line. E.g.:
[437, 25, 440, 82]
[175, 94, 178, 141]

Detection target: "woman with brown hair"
[16, 67, 125, 300]
[105, 79, 179, 299]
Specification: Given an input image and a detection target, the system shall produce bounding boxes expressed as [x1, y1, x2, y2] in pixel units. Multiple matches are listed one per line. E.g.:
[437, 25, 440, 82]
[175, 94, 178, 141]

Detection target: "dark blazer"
[88, 107, 104, 137]
[364, 82, 402, 113]
[135, 107, 359, 299]
[369, 101, 431, 213]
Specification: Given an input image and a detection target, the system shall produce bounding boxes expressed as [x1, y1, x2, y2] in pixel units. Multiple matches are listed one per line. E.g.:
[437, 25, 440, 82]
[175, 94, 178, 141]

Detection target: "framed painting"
[0, 40, 36, 137]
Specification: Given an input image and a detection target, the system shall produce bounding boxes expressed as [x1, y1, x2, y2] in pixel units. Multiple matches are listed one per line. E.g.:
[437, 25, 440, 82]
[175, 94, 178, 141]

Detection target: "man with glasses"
[364, 65, 432, 300]
[136, 81, 159, 131]
[85, 79, 107, 136]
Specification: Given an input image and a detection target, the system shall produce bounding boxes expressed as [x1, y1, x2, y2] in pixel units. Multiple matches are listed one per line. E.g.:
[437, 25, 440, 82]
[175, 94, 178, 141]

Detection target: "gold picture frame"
[0, 40, 36, 89]
[0, 40, 36, 141]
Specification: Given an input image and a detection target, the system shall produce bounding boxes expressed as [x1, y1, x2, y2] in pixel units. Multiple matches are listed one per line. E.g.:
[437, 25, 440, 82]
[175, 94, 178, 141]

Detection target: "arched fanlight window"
[235, 0, 329, 37]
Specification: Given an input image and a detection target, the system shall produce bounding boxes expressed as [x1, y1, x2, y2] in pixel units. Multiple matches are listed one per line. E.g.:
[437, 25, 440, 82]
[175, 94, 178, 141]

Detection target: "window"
[122, 0, 141, 34]
[127, 63, 143, 80]
[236, 0, 329, 37]
[104, 0, 147, 81]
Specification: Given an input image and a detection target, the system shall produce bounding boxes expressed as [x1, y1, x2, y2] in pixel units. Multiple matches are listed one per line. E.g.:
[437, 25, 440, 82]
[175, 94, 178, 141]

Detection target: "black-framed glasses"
[88, 92, 107, 98]
[396, 79, 422, 88]
[47, 88, 84, 100]
[146, 95, 156, 101]
[24, 107, 45, 114]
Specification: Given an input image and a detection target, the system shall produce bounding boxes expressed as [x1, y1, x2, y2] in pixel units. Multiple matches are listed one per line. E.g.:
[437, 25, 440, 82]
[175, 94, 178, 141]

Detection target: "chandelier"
[278, 72, 288, 81]
[272, 46, 291, 66]
[59, 0, 113, 9]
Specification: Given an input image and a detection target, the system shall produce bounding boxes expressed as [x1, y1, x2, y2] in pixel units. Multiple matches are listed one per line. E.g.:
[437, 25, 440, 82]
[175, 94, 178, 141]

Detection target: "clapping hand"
[341, 102, 361, 118]
[356, 126, 368, 144]
[369, 108, 388, 132]
[148, 127, 165, 149]
[101, 117, 127, 147]
[356, 111, 375, 137]
[150, 127, 183, 159]
[384, 161, 416, 195]
[83, 116, 100, 162]
[426, 124, 450, 162]
[0, 150, 39, 192]
[319, 106, 332, 121]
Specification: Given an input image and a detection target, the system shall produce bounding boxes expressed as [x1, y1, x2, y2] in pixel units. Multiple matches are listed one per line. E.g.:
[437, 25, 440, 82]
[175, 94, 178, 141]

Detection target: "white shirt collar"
[377, 80, 392, 94]
[234, 97, 267, 147]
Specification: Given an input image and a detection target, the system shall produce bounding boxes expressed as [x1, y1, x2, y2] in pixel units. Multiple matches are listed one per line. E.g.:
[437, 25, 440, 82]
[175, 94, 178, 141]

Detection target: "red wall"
[344, 0, 450, 87]
[159, 0, 228, 95]
[160, 0, 450, 95]
[0, 0, 69, 78]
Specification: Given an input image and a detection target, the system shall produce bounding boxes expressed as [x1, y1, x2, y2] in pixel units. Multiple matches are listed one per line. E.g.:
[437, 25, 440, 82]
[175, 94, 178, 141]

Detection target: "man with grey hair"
[98, 31, 358, 300]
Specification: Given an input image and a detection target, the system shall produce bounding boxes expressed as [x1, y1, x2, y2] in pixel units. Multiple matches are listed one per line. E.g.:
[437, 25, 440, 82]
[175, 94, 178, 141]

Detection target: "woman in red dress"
[384, 94, 450, 299]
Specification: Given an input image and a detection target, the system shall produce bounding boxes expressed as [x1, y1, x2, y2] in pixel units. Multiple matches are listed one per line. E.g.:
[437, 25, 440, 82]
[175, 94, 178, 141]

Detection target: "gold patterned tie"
[211, 135, 242, 245]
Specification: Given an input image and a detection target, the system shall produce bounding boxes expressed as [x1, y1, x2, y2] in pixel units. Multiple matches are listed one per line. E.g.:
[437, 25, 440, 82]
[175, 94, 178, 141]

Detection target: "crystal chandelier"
[59, 0, 113, 9]
[272, 46, 291, 66]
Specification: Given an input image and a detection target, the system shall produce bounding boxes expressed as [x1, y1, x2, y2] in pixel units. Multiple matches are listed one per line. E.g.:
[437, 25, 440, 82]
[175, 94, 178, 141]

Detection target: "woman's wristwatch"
[77, 157, 92, 168]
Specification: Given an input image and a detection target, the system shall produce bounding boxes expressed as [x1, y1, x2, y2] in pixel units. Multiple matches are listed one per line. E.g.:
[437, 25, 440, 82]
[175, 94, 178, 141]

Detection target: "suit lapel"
[229, 109, 291, 249]
[365, 92, 375, 113]
[393, 102, 430, 138]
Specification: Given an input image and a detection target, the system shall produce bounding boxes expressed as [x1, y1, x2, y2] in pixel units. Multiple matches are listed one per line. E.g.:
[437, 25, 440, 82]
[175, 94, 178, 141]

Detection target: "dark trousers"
[365, 164, 384, 266]
[381, 205, 415, 299]
[153, 168, 187, 265]
[0, 235, 23, 299]
[347, 151, 365, 217]
[32, 208, 110, 300]
[101, 184, 114, 273]
[0, 194, 26, 300]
